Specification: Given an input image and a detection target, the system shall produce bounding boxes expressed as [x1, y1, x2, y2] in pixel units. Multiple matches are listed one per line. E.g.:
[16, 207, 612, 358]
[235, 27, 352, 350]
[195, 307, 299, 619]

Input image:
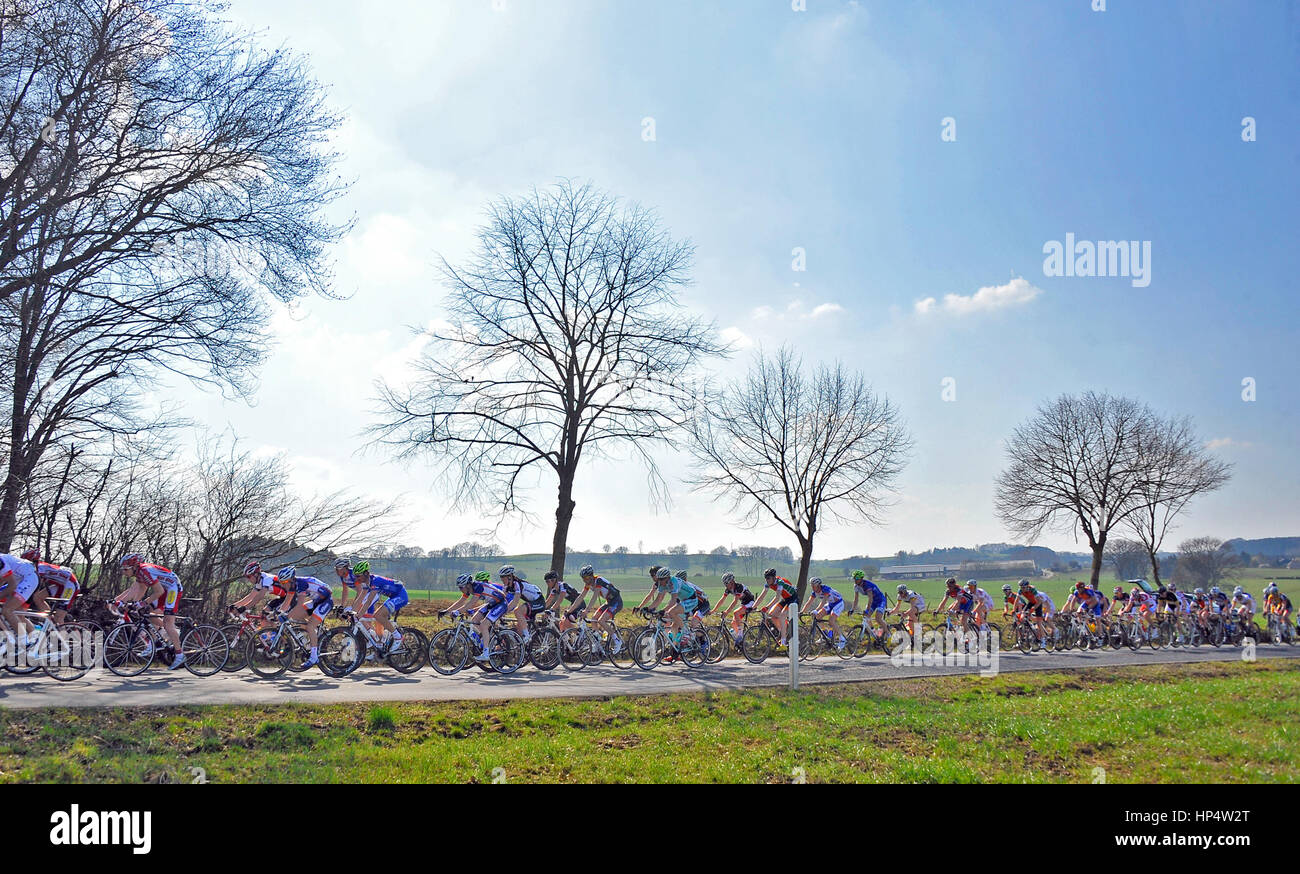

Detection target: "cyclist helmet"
[119, 552, 143, 568]
[1075, 581, 1087, 590]
[675, 570, 688, 581]
[896, 584, 908, 594]
[1168, 582, 1178, 592]
[1157, 583, 1167, 593]
[810, 577, 823, 588]
[275, 565, 296, 582]
[763, 568, 777, 579]
[648, 565, 661, 576]
[1113, 585, 1124, 595]
[353, 560, 370, 575]
[579, 565, 595, 578]
[945, 578, 959, 590]
[1002, 584, 1013, 593]
[721, 572, 736, 585]
[1233, 586, 1244, 595]
[498, 564, 516, 578]
[243, 561, 261, 577]
[544, 571, 559, 582]
[1018, 579, 1030, 589]
[1265, 583, 1278, 594]
[19, 548, 39, 563]
[852, 569, 865, 580]
[456, 573, 472, 588]
[655, 567, 672, 581]
[333, 557, 351, 569]
[1194, 587, 1205, 595]
[965, 579, 978, 588]
[474, 571, 491, 583]
[1210, 586, 1221, 595]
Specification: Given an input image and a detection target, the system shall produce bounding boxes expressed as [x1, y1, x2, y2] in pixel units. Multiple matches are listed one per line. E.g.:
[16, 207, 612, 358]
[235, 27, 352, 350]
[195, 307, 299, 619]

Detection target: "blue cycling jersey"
[855, 579, 884, 600]
[291, 576, 332, 598]
[815, 584, 843, 604]
[366, 574, 405, 597]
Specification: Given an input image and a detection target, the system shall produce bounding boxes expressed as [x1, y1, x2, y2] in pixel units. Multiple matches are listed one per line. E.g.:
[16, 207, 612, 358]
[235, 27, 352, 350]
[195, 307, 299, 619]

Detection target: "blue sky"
[169, 0, 1300, 559]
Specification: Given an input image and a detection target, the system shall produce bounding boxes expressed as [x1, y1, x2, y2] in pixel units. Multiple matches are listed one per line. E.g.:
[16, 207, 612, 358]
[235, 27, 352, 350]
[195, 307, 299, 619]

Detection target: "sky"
[164, 0, 1300, 559]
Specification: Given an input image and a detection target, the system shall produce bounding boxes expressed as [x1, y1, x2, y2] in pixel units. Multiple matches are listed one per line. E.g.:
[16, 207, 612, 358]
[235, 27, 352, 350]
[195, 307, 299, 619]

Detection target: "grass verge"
[1, 661, 1296, 783]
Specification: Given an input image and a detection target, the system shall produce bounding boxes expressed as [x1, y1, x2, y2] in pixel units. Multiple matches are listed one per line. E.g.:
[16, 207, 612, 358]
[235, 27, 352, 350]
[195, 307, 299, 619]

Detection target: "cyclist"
[675, 570, 690, 582]
[931, 577, 976, 634]
[1154, 583, 1179, 616]
[964, 579, 994, 631]
[1127, 584, 1158, 638]
[441, 572, 502, 660]
[1107, 585, 1130, 618]
[1070, 581, 1105, 644]
[1264, 583, 1292, 629]
[22, 549, 80, 625]
[230, 560, 281, 616]
[500, 566, 546, 644]
[804, 577, 848, 651]
[114, 552, 186, 670]
[1001, 583, 1021, 618]
[1191, 587, 1214, 634]
[846, 571, 889, 644]
[274, 566, 333, 668]
[573, 565, 624, 654]
[1230, 586, 1256, 630]
[353, 560, 409, 655]
[543, 570, 586, 631]
[714, 572, 756, 645]
[1208, 585, 1230, 617]
[0, 552, 42, 658]
[1016, 579, 1053, 647]
[462, 566, 515, 664]
[639, 566, 702, 655]
[889, 584, 926, 638]
[752, 568, 798, 647]
[333, 557, 361, 609]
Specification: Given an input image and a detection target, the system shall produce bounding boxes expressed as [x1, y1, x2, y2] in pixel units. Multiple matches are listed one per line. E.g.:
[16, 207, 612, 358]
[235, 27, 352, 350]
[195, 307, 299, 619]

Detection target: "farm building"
[878, 563, 956, 580]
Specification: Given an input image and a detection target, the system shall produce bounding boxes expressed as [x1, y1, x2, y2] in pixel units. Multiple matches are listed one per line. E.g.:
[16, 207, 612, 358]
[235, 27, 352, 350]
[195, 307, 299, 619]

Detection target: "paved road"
[1, 645, 1296, 710]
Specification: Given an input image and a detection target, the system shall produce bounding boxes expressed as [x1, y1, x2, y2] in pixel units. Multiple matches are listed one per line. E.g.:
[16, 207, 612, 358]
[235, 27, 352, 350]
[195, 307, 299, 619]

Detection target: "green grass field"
[2, 661, 1296, 783]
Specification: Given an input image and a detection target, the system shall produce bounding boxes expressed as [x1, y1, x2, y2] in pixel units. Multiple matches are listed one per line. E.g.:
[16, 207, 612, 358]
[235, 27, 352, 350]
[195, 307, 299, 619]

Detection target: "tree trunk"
[549, 470, 576, 577]
[795, 533, 813, 602]
[1146, 548, 1162, 587]
[1088, 533, 1106, 587]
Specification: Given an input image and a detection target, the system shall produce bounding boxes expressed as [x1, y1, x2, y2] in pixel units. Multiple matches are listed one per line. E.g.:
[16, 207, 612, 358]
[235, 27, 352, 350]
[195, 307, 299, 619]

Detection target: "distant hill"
[1225, 537, 1300, 558]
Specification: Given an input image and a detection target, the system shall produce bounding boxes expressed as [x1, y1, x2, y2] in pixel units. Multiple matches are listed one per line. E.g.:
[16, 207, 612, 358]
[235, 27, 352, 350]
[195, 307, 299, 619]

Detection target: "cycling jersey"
[509, 579, 545, 605]
[36, 562, 79, 604]
[549, 581, 581, 603]
[0, 554, 40, 601]
[724, 580, 754, 605]
[133, 562, 181, 592]
[970, 587, 993, 610]
[855, 579, 886, 609]
[1019, 586, 1042, 607]
[587, 576, 621, 603]
[337, 568, 359, 588]
[946, 588, 974, 612]
[1129, 592, 1155, 613]
[1233, 594, 1257, 612]
[251, 571, 278, 591]
[898, 590, 926, 611]
[363, 574, 409, 615]
[1266, 594, 1292, 613]
[291, 576, 332, 599]
[766, 577, 797, 603]
[812, 583, 844, 615]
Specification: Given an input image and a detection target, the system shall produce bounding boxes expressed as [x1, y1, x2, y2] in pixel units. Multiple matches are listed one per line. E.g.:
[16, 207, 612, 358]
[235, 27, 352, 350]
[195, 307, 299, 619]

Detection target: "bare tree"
[371, 180, 725, 575]
[995, 392, 1160, 587]
[1104, 537, 1149, 582]
[687, 346, 910, 599]
[1173, 536, 1242, 590]
[0, 0, 347, 304]
[0, 0, 348, 549]
[1124, 417, 1231, 586]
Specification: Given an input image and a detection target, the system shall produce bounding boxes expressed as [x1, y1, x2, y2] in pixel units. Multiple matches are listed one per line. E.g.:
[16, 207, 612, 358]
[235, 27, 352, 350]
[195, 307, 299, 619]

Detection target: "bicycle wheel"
[38, 623, 95, 681]
[247, 628, 293, 678]
[219, 624, 250, 671]
[1015, 623, 1035, 654]
[319, 628, 363, 676]
[705, 624, 730, 664]
[581, 629, 607, 667]
[385, 628, 427, 673]
[559, 627, 590, 671]
[608, 627, 636, 669]
[741, 621, 772, 664]
[182, 624, 230, 676]
[488, 629, 525, 674]
[631, 627, 663, 670]
[527, 627, 562, 671]
[843, 626, 866, 658]
[679, 628, 710, 667]
[103, 623, 154, 677]
[428, 628, 469, 675]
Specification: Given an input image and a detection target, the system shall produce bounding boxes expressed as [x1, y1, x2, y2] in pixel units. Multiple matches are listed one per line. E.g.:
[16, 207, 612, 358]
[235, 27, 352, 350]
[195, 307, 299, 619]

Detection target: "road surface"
[1, 645, 1295, 710]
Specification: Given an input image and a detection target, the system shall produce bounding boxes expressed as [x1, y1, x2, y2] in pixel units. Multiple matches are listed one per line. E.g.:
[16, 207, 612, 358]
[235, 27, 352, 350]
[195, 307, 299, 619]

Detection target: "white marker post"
[788, 598, 800, 690]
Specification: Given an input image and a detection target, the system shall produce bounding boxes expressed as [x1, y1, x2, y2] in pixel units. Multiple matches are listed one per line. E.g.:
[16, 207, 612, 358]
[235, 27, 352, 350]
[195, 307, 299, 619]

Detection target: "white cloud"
[914, 277, 1043, 316]
[1205, 437, 1252, 450]
[752, 299, 845, 321]
[720, 326, 754, 349]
